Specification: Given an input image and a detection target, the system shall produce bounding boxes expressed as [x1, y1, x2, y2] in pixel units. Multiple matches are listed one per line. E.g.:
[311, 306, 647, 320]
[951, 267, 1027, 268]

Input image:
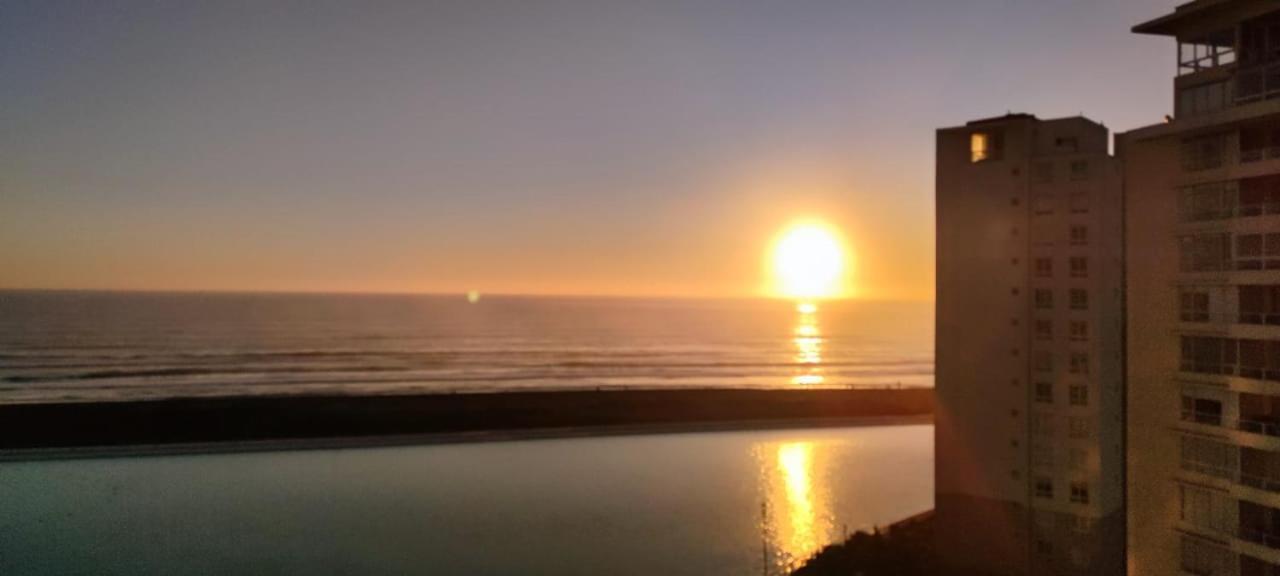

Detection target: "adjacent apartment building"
[936, 114, 1125, 575]
[1123, 1, 1280, 575]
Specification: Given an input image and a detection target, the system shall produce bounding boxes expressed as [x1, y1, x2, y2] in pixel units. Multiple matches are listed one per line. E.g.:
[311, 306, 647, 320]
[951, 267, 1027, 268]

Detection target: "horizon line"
[0, 286, 935, 304]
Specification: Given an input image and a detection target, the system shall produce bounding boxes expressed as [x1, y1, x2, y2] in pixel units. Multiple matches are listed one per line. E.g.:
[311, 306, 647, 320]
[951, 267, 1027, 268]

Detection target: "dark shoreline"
[0, 388, 932, 457]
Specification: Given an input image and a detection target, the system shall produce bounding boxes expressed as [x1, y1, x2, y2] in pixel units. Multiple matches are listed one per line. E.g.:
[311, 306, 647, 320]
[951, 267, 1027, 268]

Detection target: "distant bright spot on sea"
[796, 302, 817, 314]
[467, 290, 481, 304]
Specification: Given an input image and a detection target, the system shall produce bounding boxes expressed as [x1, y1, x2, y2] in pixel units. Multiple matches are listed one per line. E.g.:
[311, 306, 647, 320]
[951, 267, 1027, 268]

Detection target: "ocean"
[0, 291, 933, 403]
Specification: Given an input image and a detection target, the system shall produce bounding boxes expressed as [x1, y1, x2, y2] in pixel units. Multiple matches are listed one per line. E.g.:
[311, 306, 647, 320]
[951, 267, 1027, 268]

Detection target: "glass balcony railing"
[1236, 63, 1280, 104]
[1179, 312, 1280, 325]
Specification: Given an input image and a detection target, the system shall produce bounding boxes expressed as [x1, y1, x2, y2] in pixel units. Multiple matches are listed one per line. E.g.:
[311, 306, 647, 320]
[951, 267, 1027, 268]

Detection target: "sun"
[770, 223, 847, 300]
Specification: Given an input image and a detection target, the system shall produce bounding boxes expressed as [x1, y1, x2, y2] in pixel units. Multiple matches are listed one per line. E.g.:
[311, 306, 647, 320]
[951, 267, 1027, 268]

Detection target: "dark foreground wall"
[0, 388, 932, 450]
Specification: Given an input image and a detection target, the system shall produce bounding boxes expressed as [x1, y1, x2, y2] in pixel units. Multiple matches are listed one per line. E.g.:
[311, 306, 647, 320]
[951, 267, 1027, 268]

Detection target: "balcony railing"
[1182, 202, 1280, 222]
[1236, 63, 1280, 104]
[1239, 417, 1280, 437]
[1182, 409, 1225, 427]
[1180, 312, 1280, 326]
[1181, 459, 1280, 493]
[1241, 147, 1280, 163]
[1241, 472, 1280, 493]
[1240, 526, 1280, 549]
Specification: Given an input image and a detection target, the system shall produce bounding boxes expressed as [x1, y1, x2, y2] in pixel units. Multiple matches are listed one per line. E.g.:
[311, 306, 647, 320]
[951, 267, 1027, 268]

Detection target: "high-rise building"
[1123, 2, 1280, 575]
[935, 114, 1126, 575]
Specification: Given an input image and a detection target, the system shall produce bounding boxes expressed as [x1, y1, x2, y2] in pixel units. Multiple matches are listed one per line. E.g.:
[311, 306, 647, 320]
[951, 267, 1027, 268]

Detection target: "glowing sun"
[770, 223, 847, 300]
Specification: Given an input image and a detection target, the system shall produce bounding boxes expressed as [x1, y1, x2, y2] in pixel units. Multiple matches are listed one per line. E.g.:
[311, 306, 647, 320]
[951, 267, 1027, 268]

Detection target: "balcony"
[1240, 394, 1280, 439]
[1237, 63, 1280, 105]
[1242, 500, 1280, 551]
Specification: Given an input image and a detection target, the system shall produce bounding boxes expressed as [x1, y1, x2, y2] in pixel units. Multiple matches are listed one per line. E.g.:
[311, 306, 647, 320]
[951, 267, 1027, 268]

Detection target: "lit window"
[971, 131, 1003, 163]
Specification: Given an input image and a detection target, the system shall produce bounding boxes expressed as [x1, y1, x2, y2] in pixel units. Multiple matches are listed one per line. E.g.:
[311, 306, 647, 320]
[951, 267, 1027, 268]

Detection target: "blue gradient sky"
[1, 0, 1177, 299]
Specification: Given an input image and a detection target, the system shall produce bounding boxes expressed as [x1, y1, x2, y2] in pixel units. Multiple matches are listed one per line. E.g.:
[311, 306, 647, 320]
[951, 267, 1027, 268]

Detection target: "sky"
[1, 0, 1178, 300]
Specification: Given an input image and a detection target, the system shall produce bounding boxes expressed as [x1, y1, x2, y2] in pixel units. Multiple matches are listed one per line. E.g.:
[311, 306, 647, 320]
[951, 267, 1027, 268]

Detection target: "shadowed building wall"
[1123, 1, 1280, 574]
[936, 114, 1124, 576]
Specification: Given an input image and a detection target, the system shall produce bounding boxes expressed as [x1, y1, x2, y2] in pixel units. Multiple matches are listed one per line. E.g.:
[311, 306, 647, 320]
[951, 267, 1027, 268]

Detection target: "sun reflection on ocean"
[791, 303, 825, 387]
[756, 441, 840, 574]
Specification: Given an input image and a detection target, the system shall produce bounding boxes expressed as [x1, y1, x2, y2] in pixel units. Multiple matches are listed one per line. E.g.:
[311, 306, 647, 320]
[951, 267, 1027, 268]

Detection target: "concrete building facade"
[1123, 2, 1280, 575]
[936, 114, 1125, 575]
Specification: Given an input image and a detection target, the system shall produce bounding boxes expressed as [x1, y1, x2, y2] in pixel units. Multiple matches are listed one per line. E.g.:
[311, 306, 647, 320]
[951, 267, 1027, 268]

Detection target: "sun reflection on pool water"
[757, 440, 841, 574]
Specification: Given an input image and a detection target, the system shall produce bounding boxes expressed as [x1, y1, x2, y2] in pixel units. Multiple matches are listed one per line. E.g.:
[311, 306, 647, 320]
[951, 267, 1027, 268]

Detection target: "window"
[1234, 232, 1280, 270]
[1180, 535, 1232, 576]
[1069, 320, 1088, 341]
[1179, 181, 1237, 222]
[1239, 285, 1280, 324]
[1178, 81, 1231, 117]
[1035, 258, 1053, 278]
[1181, 134, 1227, 172]
[1056, 137, 1079, 152]
[1069, 481, 1089, 504]
[1035, 289, 1054, 309]
[1035, 381, 1053, 404]
[1179, 336, 1238, 376]
[1181, 435, 1238, 479]
[1034, 351, 1053, 373]
[1069, 383, 1089, 406]
[1238, 174, 1280, 215]
[1069, 225, 1088, 245]
[1180, 485, 1234, 535]
[1034, 477, 1054, 499]
[1069, 515, 1093, 533]
[1070, 352, 1090, 375]
[1033, 196, 1054, 215]
[1035, 539, 1053, 558]
[1069, 193, 1089, 213]
[1035, 319, 1053, 341]
[1181, 394, 1223, 426]
[1033, 162, 1053, 184]
[971, 131, 1003, 163]
[1070, 289, 1088, 310]
[1180, 233, 1232, 272]
[1069, 257, 1088, 278]
[1180, 290, 1210, 322]
[1068, 417, 1091, 439]
[1178, 29, 1236, 75]
[1070, 160, 1089, 181]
